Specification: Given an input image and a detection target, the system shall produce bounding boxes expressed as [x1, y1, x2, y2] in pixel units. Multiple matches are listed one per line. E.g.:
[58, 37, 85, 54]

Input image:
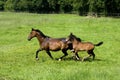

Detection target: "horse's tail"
[94, 41, 103, 46]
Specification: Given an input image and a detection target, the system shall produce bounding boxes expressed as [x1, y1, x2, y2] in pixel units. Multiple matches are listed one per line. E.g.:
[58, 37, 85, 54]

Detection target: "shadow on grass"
[55, 57, 74, 61]
[83, 58, 104, 62]
[55, 57, 104, 62]
[36, 55, 104, 62]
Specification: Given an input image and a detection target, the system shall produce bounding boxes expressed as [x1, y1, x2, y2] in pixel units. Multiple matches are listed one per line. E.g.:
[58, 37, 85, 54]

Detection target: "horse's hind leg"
[46, 51, 53, 59]
[59, 50, 68, 61]
[82, 54, 91, 61]
[82, 50, 92, 61]
[91, 50, 95, 60]
[82, 50, 95, 61]
[89, 50, 95, 60]
[36, 48, 42, 60]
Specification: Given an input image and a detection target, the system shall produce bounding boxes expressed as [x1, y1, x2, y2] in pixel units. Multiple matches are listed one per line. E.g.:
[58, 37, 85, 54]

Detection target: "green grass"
[0, 12, 120, 80]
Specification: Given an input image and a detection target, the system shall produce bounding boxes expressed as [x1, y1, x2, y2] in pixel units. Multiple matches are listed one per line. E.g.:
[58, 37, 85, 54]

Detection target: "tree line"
[0, 0, 120, 16]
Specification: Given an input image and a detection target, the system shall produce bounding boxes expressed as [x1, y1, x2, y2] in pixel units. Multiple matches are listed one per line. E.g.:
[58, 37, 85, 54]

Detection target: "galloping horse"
[28, 28, 72, 60]
[66, 33, 103, 61]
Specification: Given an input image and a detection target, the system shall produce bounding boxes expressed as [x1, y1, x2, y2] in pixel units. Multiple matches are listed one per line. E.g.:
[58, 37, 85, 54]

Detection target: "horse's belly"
[49, 43, 61, 51]
[49, 46, 61, 51]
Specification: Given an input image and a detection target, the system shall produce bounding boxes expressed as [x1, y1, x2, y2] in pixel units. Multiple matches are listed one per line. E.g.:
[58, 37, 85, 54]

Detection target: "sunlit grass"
[0, 12, 120, 80]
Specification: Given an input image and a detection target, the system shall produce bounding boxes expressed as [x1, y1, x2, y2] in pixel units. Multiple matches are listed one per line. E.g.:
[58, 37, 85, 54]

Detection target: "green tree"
[48, 0, 60, 13]
[73, 0, 89, 15]
[16, 0, 29, 11]
[0, 0, 5, 11]
[4, 0, 21, 11]
[28, 0, 49, 13]
[105, 0, 120, 16]
[4, 0, 14, 11]
[2, 0, 120, 16]
[88, 0, 104, 16]
[59, 0, 73, 13]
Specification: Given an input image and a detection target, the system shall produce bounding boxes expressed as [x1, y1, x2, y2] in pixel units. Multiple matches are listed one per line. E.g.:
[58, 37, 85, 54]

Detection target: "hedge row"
[0, 0, 120, 16]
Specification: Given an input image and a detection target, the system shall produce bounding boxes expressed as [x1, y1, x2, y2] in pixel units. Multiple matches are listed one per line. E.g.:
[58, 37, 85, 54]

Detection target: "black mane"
[70, 34, 82, 42]
[35, 29, 50, 38]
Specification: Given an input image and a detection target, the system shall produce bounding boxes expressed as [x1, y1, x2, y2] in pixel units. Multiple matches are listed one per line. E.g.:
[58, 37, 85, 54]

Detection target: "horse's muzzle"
[27, 38, 31, 41]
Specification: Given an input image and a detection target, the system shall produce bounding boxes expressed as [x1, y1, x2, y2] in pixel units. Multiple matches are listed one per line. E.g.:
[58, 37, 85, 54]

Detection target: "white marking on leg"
[58, 59, 62, 61]
[36, 58, 39, 61]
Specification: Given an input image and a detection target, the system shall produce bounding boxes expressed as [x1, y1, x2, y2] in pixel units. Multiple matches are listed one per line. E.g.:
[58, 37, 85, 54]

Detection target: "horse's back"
[45, 38, 67, 51]
[77, 42, 94, 51]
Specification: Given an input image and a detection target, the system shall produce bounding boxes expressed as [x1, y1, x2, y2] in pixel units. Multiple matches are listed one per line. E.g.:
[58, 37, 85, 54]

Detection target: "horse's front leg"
[46, 51, 54, 59]
[59, 50, 68, 61]
[75, 52, 80, 61]
[70, 49, 77, 60]
[36, 48, 42, 60]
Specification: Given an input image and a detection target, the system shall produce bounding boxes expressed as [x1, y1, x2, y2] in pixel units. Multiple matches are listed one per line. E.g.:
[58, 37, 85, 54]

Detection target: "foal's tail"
[94, 41, 103, 46]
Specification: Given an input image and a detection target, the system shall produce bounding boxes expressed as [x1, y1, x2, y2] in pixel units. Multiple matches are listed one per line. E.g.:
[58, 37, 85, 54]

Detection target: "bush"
[2, 0, 120, 16]
[0, 1, 4, 11]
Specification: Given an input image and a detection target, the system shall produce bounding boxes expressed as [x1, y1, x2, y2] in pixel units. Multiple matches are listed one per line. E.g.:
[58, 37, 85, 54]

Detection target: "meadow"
[0, 12, 120, 80]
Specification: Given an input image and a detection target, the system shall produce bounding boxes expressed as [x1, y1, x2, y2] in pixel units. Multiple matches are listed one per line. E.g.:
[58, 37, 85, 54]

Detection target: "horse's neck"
[73, 39, 80, 45]
[36, 34, 45, 44]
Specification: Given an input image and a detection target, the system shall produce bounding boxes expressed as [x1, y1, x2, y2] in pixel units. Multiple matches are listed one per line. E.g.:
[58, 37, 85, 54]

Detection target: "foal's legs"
[75, 52, 80, 60]
[36, 48, 42, 60]
[88, 50, 95, 60]
[46, 51, 53, 59]
[91, 50, 95, 60]
[82, 50, 95, 61]
[82, 54, 91, 61]
[59, 50, 68, 61]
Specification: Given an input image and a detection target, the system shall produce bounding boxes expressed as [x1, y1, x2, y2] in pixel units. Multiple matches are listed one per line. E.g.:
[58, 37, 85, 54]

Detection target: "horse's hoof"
[76, 57, 80, 61]
[82, 59, 84, 62]
[58, 59, 62, 61]
[36, 58, 39, 61]
[71, 49, 74, 52]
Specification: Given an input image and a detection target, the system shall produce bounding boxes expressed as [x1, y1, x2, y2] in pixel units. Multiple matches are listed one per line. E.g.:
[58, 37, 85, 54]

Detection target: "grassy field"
[0, 12, 120, 80]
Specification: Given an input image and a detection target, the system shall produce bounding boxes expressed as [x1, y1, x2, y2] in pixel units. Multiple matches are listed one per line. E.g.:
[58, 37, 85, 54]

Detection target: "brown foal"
[66, 33, 103, 61]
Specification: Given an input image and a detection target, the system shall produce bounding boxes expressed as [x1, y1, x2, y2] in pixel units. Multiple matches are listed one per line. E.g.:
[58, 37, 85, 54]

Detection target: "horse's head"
[66, 33, 74, 43]
[28, 28, 38, 41]
[66, 33, 82, 42]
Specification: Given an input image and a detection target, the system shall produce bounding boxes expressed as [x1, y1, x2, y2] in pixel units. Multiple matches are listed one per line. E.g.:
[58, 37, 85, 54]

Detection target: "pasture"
[0, 12, 120, 80]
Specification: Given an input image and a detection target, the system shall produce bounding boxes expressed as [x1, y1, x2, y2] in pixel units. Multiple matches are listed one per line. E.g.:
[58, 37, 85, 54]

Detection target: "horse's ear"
[70, 32, 73, 35]
[32, 28, 35, 31]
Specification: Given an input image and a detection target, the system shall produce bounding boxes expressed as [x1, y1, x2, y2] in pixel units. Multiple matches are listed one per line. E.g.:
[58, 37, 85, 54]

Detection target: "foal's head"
[66, 33, 82, 42]
[28, 28, 47, 41]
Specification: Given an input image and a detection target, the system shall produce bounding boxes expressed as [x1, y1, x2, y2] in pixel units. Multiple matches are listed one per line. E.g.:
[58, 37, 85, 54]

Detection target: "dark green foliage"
[4, 0, 13, 11]
[73, 0, 89, 15]
[0, 1, 4, 11]
[105, 0, 120, 16]
[15, 0, 29, 11]
[0, 0, 7, 11]
[1, 0, 120, 16]
[59, 0, 73, 13]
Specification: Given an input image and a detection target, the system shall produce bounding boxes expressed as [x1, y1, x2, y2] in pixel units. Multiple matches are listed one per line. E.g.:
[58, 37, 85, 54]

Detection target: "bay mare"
[66, 33, 103, 61]
[28, 28, 73, 60]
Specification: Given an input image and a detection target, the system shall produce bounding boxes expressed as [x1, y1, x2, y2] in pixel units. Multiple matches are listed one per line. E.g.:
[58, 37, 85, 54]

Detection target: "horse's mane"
[70, 34, 82, 42]
[35, 29, 50, 38]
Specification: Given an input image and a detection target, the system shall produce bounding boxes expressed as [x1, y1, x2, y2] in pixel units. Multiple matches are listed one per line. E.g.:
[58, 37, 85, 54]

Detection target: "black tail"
[94, 41, 103, 46]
